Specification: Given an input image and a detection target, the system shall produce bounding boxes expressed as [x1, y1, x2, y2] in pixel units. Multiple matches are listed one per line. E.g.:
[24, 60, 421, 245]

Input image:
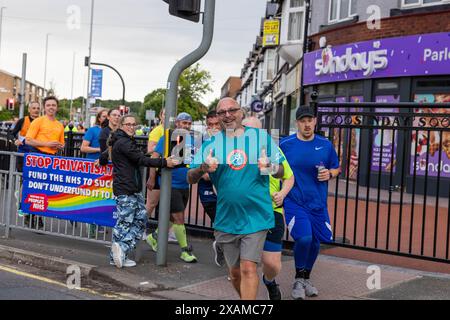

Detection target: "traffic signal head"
[163, 0, 201, 23]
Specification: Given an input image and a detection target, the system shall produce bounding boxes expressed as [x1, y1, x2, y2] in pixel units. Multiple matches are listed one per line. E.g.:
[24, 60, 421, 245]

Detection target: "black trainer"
[264, 276, 282, 300]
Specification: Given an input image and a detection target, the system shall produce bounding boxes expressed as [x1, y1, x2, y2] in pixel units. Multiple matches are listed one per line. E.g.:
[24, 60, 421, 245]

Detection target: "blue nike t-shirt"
[83, 125, 102, 159]
[191, 127, 284, 235]
[280, 134, 339, 212]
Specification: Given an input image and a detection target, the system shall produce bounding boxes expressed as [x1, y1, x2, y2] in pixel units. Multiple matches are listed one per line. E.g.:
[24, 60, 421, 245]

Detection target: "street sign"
[146, 110, 156, 121]
[263, 19, 280, 47]
[90, 69, 103, 98]
[251, 99, 264, 113]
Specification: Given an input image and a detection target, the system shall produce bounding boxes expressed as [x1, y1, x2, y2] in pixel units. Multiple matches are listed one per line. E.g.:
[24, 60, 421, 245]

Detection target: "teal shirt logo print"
[227, 149, 247, 171]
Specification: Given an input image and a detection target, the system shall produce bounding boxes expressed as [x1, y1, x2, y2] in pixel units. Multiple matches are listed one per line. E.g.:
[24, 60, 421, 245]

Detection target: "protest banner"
[21, 153, 116, 227]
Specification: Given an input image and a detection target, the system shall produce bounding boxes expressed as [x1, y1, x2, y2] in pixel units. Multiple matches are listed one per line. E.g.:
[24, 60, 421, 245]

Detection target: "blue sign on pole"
[91, 69, 103, 98]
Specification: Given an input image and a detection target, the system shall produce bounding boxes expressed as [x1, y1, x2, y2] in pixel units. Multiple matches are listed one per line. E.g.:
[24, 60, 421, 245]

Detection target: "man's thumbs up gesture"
[201, 149, 219, 173]
[258, 148, 271, 175]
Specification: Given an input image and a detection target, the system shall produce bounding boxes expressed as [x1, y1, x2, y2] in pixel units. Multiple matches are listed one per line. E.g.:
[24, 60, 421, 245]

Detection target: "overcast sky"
[0, 0, 267, 105]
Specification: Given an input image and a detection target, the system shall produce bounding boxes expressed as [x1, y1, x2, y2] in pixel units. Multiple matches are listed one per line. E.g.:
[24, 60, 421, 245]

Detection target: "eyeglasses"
[123, 123, 137, 128]
[217, 108, 241, 117]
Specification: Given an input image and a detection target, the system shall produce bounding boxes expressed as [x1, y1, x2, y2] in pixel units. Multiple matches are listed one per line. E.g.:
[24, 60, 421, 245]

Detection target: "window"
[287, 0, 305, 42]
[328, 0, 357, 23]
[402, 0, 450, 7]
[263, 49, 276, 82]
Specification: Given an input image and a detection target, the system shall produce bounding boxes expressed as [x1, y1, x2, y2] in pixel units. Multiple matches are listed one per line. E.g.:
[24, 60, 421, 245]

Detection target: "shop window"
[337, 83, 350, 96]
[402, 0, 450, 8]
[411, 93, 450, 179]
[416, 79, 450, 88]
[329, 0, 357, 24]
[317, 84, 335, 96]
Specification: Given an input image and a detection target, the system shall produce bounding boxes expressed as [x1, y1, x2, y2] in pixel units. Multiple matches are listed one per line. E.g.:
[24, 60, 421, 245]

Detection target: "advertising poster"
[410, 94, 450, 178]
[333, 97, 346, 168]
[348, 96, 363, 180]
[21, 154, 117, 227]
[371, 95, 400, 173]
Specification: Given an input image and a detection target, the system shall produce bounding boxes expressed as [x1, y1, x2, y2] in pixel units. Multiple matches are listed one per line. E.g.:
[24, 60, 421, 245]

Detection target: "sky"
[0, 0, 267, 105]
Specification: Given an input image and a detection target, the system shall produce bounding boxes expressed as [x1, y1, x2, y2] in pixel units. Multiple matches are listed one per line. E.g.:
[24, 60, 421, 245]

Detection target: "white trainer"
[111, 242, 124, 269]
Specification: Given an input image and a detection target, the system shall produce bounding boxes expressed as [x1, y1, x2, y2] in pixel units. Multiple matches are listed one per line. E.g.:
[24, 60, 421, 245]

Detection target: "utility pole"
[157, 0, 216, 266]
[70, 52, 76, 121]
[299, 0, 311, 107]
[43, 33, 51, 95]
[19, 53, 27, 119]
[84, 0, 95, 128]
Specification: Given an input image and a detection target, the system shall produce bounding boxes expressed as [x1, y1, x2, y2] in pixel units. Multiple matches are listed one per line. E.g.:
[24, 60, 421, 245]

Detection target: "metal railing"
[316, 102, 450, 263]
[1, 109, 449, 265]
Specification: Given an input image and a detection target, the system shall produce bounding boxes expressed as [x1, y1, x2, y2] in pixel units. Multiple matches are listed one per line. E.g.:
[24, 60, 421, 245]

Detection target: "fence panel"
[317, 102, 450, 263]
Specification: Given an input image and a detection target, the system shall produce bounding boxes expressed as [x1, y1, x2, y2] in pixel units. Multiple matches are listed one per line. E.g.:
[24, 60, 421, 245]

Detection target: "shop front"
[302, 32, 450, 196]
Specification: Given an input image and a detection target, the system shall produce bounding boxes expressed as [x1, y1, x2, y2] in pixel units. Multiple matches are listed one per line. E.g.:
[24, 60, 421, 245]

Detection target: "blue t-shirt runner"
[191, 127, 284, 235]
[83, 125, 102, 159]
[280, 134, 339, 244]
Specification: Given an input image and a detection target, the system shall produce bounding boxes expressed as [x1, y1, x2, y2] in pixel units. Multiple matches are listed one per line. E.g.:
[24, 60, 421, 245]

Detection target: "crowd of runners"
[11, 96, 340, 300]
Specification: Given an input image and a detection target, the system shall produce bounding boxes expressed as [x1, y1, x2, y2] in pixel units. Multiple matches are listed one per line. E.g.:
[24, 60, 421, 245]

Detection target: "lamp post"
[43, 33, 51, 95]
[84, 0, 95, 128]
[70, 52, 76, 121]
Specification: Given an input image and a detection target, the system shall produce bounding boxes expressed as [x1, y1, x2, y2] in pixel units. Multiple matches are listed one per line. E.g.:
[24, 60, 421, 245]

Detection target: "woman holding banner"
[99, 115, 179, 268]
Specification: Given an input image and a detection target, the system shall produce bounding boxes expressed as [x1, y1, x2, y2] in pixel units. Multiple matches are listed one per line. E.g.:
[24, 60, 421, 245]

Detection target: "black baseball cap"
[296, 106, 315, 120]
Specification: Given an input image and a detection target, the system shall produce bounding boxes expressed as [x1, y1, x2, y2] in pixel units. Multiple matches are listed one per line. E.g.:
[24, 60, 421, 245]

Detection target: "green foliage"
[0, 110, 14, 121]
[140, 63, 212, 122]
[57, 97, 143, 121]
[207, 98, 220, 112]
[140, 88, 166, 123]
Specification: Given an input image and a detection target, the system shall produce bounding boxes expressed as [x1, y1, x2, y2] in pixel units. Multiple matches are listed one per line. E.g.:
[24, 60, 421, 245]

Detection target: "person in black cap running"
[279, 105, 340, 300]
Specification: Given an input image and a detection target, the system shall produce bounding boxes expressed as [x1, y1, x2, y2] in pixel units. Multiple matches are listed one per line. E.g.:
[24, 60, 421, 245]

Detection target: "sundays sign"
[303, 32, 450, 85]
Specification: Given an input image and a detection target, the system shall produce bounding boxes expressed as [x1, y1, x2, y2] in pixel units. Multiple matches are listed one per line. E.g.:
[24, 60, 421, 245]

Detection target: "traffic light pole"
[157, 0, 216, 267]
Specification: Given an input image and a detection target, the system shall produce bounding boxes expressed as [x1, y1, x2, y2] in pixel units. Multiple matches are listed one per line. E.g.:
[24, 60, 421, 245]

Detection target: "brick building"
[220, 77, 242, 99]
[0, 69, 45, 111]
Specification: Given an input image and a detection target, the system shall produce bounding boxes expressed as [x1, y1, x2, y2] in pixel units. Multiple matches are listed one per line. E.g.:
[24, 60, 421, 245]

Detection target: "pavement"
[0, 227, 450, 300]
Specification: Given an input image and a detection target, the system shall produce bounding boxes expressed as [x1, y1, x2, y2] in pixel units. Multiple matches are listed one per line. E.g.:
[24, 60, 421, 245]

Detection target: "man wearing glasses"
[188, 98, 285, 300]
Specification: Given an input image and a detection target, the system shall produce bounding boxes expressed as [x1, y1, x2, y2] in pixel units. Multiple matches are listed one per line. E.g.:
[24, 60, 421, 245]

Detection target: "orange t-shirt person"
[26, 96, 65, 155]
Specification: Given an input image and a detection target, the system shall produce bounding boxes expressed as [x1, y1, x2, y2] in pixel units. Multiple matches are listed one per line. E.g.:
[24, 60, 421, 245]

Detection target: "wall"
[310, 0, 401, 35]
[309, 9, 450, 50]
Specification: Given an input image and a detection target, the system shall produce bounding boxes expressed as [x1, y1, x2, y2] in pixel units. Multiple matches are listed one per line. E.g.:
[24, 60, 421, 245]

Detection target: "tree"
[207, 98, 220, 112]
[140, 63, 212, 122]
[140, 89, 166, 123]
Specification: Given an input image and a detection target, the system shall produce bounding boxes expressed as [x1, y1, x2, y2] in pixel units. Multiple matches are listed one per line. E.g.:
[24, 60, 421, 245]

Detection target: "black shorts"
[266, 212, 285, 245]
[201, 201, 216, 223]
[170, 188, 189, 213]
[153, 177, 160, 190]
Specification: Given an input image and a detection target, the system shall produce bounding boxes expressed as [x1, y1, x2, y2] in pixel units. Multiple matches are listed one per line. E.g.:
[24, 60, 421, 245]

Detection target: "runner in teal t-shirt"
[191, 127, 283, 235]
[188, 97, 285, 300]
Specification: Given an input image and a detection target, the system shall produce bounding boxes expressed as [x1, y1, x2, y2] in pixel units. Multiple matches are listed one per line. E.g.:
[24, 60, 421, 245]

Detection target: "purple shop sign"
[371, 95, 399, 173]
[303, 32, 450, 85]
